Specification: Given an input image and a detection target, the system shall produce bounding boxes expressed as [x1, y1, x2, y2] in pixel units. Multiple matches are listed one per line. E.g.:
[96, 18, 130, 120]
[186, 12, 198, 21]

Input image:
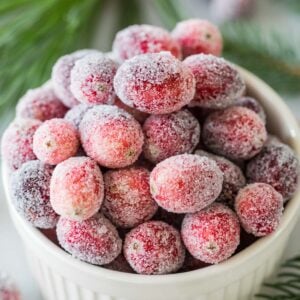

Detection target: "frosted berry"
[0, 273, 20, 300]
[150, 154, 223, 213]
[104, 254, 134, 273]
[246, 142, 300, 201]
[184, 54, 245, 109]
[57, 213, 122, 265]
[112, 24, 181, 62]
[33, 118, 79, 165]
[114, 52, 195, 114]
[64, 103, 93, 129]
[172, 19, 223, 58]
[235, 183, 283, 237]
[123, 221, 185, 274]
[70, 53, 118, 105]
[79, 105, 144, 168]
[103, 167, 157, 228]
[182, 203, 240, 264]
[203, 106, 267, 160]
[143, 109, 200, 163]
[50, 157, 104, 221]
[1, 118, 41, 171]
[10, 160, 58, 228]
[16, 82, 68, 121]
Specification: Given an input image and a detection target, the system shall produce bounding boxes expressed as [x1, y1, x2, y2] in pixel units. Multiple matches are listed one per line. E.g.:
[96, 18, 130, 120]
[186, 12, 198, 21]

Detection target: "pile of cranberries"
[2, 19, 299, 275]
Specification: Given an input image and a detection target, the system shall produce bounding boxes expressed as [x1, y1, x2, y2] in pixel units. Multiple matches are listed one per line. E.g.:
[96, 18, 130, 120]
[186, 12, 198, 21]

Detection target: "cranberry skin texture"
[150, 154, 223, 213]
[114, 52, 195, 115]
[172, 19, 223, 58]
[184, 54, 245, 109]
[102, 167, 158, 228]
[33, 118, 79, 165]
[79, 105, 144, 168]
[16, 82, 68, 121]
[1, 118, 41, 172]
[246, 142, 300, 201]
[50, 157, 104, 221]
[182, 203, 240, 264]
[235, 183, 283, 237]
[143, 109, 200, 163]
[70, 53, 118, 105]
[64, 103, 93, 129]
[123, 221, 185, 275]
[10, 160, 58, 228]
[112, 24, 181, 62]
[57, 213, 122, 265]
[203, 106, 267, 160]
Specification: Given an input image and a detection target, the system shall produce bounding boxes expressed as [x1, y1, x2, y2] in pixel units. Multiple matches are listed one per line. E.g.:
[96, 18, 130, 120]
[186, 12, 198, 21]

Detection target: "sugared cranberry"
[0, 273, 21, 300]
[64, 103, 93, 129]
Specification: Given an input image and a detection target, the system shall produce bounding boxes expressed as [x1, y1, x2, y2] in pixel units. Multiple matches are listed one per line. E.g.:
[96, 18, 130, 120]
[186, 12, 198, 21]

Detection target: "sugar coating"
[246, 142, 300, 201]
[57, 213, 122, 265]
[10, 160, 58, 228]
[143, 109, 201, 163]
[150, 154, 223, 213]
[0, 273, 20, 300]
[64, 103, 93, 129]
[103, 253, 134, 273]
[103, 167, 158, 228]
[181, 203, 240, 264]
[70, 53, 118, 105]
[235, 183, 283, 237]
[52, 49, 99, 107]
[114, 52, 195, 114]
[195, 149, 246, 206]
[172, 19, 223, 58]
[112, 24, 181, 62]
[203, 106, 267, 160]
[184, 54, 245, 109]
[123, 221, 185, 275]
[16, 82, 68, 121]
[1, 118, 41, 171]
[79, 105, 144, 168]
[33, 118, 79, 165]
[50, 157, 104, 221]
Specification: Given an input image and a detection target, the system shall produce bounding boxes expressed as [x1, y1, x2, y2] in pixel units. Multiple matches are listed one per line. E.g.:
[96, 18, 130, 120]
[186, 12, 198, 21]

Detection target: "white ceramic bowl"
[3, 67, 300, 300]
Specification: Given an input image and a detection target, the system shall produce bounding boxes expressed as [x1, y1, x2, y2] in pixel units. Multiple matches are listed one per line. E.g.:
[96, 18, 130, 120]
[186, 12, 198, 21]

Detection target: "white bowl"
[3, 67, 300, 300]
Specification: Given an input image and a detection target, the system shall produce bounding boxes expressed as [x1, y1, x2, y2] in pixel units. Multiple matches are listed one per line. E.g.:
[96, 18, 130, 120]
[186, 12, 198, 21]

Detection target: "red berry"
[184, 54, 245, 109]
[143, 109, 200, 163]
[10, 160, 58, 228]
[123, 221, 185, 274]
[1, 118, 41, 171]
[104, 254, 134, 273]
[235, 183, 283, 237]
[70, 53, 118, 105]
[50, 157, 104, 221]
[0, 273, 21, 300]
[79, 105, 144, 168]
[203, 106, 267, 160]
[172, 19, 223, 58]
[16, 82, 68, 121]
[114, 52, 195, 114]
[64, 103, 93, 129]
[181, 203, 240, 264]
[150, 154, 223, 213]
[103, 167, 158, 228]
[246, 142, 300, 201]
[33, 118, 79, 165]
[112, 24, 181, 62]
[57, 213, 122, 265]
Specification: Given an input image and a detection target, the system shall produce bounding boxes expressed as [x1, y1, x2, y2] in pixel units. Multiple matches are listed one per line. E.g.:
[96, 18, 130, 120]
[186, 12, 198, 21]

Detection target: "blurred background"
[0, 0, 299, 299]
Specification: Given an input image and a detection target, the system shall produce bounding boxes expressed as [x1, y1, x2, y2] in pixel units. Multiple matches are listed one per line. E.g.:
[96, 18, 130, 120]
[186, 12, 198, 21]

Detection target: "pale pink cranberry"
[182, 203, 240, 264]
[203, 106, 267, 160]
[112, 24, 181, 62]
[33, 118, 79, 165]
[124, 221, 185, 274]
[50, 157, 104, 221]
[0, 273, 21, 300]
[64, 103, 93, 129]
[143, 109, 200, 163]
[114, 52, 195, 114]
[172, 19, 223, 58]
[235, 183, 283, 237]
[150, 154, 223, 213]
[57, 213, 122, 265]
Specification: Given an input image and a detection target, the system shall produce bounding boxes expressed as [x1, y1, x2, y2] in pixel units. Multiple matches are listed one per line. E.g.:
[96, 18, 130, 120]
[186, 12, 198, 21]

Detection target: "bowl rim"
[3, 66, 300, 285]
